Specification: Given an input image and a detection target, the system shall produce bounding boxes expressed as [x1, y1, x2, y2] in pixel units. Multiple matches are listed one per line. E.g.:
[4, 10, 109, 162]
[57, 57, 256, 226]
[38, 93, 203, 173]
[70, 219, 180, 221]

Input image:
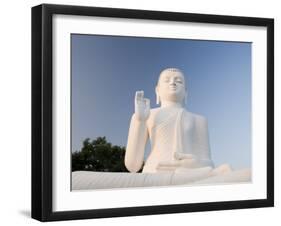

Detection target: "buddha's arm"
[194, 116, 214, 167]
[125, 114, 148, 172]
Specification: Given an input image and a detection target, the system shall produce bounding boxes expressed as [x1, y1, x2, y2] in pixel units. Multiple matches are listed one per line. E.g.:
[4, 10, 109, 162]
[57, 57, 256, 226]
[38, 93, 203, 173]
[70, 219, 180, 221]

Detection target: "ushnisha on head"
[155, 68, 187, 106]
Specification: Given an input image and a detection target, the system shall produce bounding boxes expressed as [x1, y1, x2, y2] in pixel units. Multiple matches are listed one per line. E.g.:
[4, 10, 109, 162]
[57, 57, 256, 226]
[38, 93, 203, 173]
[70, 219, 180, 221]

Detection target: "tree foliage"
[72, 137, 137, 172]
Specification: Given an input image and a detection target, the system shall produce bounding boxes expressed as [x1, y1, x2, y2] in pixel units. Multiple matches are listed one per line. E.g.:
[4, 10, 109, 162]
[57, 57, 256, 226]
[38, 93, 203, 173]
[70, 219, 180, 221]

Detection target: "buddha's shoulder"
[148, 107, 161, 119]
[185, 111, 206, 120]
[149, 108, 207, 121]
[184, 111, 208, 123]
[149, 107, 161, 114]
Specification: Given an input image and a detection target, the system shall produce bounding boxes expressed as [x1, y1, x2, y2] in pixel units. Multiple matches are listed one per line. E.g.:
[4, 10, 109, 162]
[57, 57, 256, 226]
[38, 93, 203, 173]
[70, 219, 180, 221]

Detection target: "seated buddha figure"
[125, 68, 230, 174]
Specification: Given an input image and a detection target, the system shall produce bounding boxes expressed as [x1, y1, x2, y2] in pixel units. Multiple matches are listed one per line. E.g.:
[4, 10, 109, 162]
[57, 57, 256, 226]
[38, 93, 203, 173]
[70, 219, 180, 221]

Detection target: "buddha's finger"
[144, 98, 150, 107]
[135, 90, 144, 101]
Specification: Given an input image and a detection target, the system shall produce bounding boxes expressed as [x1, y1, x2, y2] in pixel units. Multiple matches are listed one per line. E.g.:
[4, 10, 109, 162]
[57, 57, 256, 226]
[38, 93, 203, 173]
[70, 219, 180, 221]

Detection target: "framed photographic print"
[31, 3, 274, 221]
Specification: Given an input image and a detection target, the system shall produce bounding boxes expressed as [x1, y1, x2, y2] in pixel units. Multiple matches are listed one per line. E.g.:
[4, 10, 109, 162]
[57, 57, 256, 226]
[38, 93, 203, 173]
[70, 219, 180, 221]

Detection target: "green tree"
[72, 137, 143, 172]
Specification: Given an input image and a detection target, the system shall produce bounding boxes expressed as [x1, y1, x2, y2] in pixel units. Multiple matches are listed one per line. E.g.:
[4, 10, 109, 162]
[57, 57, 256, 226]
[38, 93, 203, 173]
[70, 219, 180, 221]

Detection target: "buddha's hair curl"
[161, 68, 183, 73]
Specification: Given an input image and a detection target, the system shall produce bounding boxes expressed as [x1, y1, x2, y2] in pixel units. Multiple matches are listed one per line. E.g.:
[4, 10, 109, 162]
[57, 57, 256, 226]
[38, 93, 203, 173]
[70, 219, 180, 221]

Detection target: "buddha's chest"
[146, 108, 195, 137]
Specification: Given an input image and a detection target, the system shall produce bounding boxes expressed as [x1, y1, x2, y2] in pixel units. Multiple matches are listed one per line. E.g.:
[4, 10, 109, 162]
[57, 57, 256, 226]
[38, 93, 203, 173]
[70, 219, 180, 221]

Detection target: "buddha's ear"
[155, 86, 160, 105]
[184, 89, 188, 106]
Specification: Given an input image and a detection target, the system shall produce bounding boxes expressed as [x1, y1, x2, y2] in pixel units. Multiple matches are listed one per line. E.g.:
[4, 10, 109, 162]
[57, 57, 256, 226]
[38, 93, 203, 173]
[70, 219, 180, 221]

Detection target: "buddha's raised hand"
[134, 90, 150, 121]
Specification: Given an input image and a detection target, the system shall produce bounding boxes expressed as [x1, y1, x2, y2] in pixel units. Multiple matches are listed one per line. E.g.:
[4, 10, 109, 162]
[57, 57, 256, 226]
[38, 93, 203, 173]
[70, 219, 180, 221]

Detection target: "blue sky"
[71, 34, 252, 170]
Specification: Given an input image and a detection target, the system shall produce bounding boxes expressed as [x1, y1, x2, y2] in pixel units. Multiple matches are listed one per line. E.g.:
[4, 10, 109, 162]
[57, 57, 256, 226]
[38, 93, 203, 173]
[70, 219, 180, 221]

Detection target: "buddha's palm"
[174, 152, 201, 168]
[135, 91, 150, 121]
[157, 153, 201, 171]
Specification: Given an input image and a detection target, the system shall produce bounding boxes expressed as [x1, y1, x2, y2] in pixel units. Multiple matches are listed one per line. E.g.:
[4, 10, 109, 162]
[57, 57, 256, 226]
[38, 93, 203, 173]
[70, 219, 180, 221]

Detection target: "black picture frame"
[32, 3, 274, 222]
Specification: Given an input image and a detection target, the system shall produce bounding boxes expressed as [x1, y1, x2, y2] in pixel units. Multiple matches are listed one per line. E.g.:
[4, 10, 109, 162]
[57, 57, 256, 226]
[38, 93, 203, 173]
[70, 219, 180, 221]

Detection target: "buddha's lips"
[169, 86, 177, 91]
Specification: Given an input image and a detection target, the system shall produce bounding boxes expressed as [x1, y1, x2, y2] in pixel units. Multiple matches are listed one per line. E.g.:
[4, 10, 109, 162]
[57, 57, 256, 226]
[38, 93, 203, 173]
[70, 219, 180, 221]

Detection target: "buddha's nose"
[169, 80, 176, 86]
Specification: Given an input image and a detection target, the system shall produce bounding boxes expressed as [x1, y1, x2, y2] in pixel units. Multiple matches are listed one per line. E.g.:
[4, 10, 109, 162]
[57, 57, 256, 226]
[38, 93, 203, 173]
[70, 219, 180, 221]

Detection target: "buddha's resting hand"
[174, 152, 194, 160]
[174, 152, 202, 168]
[134, 90, 150, 121]
[156, 153, 201, 172]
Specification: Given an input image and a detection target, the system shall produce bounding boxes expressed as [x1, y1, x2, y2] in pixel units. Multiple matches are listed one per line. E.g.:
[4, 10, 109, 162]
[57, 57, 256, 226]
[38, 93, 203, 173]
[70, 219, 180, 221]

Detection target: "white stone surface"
[72, 169, 251, 190]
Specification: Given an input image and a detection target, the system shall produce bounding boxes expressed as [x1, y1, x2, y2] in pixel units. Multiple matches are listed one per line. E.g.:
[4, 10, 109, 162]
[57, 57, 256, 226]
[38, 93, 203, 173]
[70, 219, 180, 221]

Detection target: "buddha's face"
[156, 69, 186, 104]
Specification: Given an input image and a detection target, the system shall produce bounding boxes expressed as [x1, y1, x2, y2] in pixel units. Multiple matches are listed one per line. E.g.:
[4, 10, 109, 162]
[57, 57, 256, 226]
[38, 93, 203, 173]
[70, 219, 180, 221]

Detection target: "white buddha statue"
[125, 68, 231, 174]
